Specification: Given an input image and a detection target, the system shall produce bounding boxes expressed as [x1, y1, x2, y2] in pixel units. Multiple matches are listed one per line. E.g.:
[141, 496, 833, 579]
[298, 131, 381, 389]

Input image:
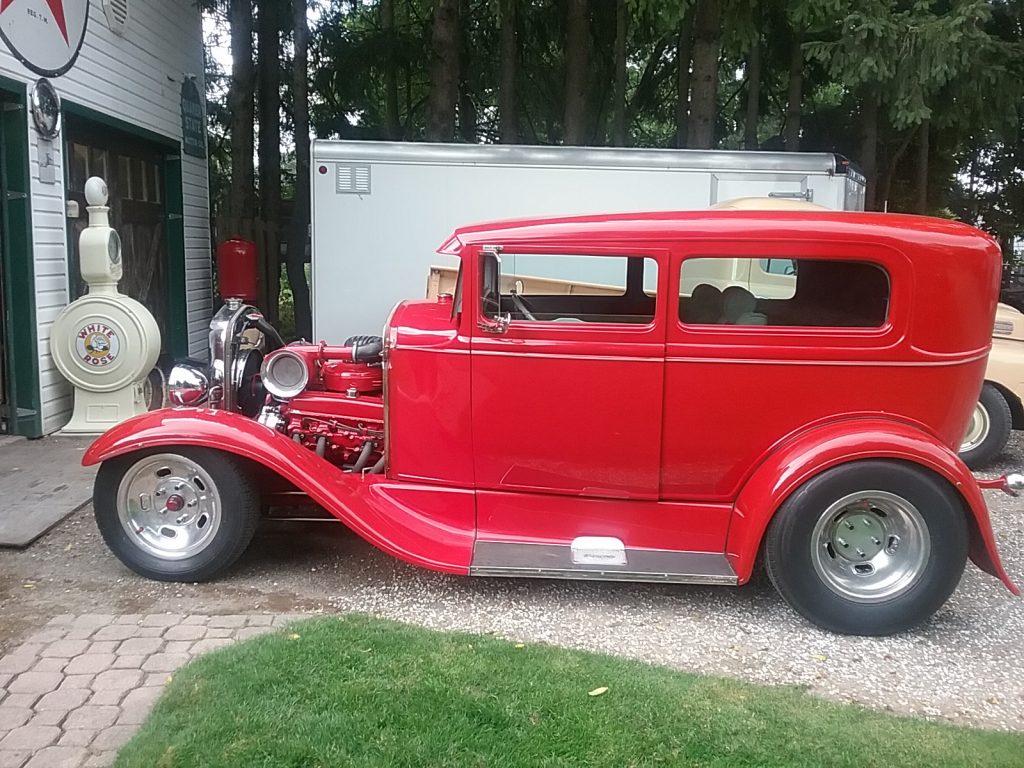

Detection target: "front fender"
[727, 417, 1019, 595]
[83, 409, 475, 575]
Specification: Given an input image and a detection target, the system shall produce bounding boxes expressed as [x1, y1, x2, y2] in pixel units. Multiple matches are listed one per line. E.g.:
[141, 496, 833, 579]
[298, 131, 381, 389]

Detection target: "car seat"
[720, 286, 767, 325]
[686, 284, 723, 324]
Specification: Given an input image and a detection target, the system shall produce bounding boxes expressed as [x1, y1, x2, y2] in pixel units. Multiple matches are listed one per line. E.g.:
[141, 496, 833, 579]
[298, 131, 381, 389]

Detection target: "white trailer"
[310, 141, 866, 340]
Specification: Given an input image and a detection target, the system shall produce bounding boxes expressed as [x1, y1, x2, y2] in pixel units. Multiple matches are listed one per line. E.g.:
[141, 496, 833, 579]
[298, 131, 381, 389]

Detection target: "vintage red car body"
[86, 209, 1020, 635]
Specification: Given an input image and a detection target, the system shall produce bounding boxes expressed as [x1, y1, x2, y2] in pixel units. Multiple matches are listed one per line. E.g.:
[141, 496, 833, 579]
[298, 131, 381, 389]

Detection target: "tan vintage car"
[960, 302, 1024, 467]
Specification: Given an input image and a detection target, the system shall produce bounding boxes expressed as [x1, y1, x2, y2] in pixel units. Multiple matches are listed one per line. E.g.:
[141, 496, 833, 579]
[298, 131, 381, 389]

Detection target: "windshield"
[452, 262, 463, 318]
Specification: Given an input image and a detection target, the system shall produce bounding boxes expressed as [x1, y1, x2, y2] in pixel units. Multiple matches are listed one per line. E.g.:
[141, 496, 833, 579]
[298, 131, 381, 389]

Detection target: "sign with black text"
[180, 78, 207, 159]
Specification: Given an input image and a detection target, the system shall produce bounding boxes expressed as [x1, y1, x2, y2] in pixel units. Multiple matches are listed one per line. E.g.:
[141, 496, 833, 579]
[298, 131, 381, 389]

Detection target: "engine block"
[264, 341, 385, 471]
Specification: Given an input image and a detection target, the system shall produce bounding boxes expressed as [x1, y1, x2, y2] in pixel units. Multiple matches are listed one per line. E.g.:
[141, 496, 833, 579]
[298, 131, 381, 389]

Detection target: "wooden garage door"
[66, 118, 170, 352]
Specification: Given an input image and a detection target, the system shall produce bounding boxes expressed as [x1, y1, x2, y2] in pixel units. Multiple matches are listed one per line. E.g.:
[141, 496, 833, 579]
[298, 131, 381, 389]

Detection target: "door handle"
[478, 313, 510, 335]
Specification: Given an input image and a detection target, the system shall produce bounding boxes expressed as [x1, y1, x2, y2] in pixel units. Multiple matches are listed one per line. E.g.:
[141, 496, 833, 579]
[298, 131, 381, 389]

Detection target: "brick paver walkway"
[0, 613, 305, 768]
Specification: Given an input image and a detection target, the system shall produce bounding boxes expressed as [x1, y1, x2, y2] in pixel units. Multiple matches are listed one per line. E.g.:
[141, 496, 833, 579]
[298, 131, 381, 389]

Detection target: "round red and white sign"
[0, 0, 89, 77]
[75, 322, 120, 367]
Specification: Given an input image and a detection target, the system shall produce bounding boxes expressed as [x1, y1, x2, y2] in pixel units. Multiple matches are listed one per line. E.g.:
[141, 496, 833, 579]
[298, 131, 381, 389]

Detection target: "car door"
[665, 238, 904, 502]
[470, 245, 667, 500]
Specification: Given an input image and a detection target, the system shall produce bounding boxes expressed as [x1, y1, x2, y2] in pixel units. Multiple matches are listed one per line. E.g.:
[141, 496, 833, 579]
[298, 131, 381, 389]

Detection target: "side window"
[484, 252, 658, 324]
[504, 253, 629, 296]
[679, 257, 889, 328]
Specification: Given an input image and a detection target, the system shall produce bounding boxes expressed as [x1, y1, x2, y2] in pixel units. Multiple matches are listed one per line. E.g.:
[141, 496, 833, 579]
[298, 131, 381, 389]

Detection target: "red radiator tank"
[217, 238, 259, 302]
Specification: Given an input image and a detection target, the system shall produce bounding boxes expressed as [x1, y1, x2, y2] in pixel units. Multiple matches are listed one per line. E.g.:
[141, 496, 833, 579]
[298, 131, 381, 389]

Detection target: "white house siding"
[0, 0, 212, 434]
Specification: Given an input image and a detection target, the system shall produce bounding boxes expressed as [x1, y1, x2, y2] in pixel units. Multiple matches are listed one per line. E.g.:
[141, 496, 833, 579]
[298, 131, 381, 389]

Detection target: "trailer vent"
[103, 0, 129, 34]
[336, 164, 371, 195]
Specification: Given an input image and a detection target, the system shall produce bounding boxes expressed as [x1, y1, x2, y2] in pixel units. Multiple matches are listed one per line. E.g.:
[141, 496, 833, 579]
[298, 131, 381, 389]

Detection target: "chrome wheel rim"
[960, 402, 990, 453]
[810, 491, 930, 603]
[116, 454, 222, 560]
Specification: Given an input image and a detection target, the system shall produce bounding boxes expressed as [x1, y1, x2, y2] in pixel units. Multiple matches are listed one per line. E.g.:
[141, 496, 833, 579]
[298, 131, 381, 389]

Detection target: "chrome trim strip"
[665, 353, 985, 368]
[473, 350, 662, 362]
[468, 566, 737, 585]
[470, 541, 737, 585]
[390, 348, 979, 368]
[313, 140, 845, 175]
[391, 348, 663, 362]
[392, 346, 471, 355]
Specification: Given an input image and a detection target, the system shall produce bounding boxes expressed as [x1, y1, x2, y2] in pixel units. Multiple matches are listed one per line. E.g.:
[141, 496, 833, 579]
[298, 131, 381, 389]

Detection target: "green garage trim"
[164, 155, 187, 359]
[62, 99, 189, 358]
[63, 101, 179, 152]
[0, 84, 42, 437]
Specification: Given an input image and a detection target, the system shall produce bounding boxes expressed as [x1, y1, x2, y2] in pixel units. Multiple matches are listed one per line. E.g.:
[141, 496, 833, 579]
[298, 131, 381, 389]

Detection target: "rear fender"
[728, 417, 1019, 595]
[83, 409, 475, 574]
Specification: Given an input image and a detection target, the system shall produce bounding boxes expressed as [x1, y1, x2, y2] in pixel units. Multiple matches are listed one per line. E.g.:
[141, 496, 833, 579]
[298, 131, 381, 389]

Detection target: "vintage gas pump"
[50, 177, 161, 433]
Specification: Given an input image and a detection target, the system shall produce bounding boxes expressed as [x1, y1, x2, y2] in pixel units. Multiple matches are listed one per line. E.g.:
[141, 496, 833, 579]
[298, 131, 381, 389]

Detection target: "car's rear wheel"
[959, 383, 1012, 469]
[764, 461, 967, 636]
[94, 448, 259, 582]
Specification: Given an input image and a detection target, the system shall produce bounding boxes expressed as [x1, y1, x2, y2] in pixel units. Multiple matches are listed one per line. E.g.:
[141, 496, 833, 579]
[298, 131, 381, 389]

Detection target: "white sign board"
[0, 0, 89, 77]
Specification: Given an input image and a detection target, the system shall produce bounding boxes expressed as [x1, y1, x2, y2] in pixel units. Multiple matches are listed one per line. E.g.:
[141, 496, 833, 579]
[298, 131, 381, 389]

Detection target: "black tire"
[764, 460, 968, 636]
[94, 448, 259, 582]
[959, 383, 1012, 469]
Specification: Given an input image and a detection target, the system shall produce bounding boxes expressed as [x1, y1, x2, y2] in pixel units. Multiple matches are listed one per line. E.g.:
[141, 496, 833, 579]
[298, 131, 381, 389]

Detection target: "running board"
[470, 540, 737, 585]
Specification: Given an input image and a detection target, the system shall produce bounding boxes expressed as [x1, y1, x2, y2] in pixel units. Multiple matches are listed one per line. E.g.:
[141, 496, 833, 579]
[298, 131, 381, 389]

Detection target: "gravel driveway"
[1, 436, 1021, 733]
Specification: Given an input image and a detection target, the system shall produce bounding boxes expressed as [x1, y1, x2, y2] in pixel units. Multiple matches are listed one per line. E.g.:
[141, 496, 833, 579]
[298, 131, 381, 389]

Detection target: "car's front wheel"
[94, 448, 259, 582]
[764, 461, 967, 636]
[959, 383, 1012, 469]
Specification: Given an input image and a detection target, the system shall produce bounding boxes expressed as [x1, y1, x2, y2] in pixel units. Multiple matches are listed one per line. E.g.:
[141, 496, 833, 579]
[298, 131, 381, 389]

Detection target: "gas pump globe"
[50, 177, 161, 433]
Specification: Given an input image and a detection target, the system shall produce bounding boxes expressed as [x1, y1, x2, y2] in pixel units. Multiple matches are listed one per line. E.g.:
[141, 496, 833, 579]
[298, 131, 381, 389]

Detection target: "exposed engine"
[260, 336, 385, 472]
[167, 298, 386, 474]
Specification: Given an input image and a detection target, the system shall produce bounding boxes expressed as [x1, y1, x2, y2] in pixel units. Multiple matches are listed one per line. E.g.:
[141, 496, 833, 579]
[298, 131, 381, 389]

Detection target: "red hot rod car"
[84, 209, 1020, 636]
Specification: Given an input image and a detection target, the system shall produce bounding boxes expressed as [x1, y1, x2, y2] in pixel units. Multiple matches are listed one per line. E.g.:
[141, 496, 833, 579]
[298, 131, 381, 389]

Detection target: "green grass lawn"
[116, 616, 1024, 768]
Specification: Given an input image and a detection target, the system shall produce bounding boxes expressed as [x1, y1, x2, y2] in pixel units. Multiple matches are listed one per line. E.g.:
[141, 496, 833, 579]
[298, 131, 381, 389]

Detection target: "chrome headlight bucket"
[261, 349, 309, 400]
[167, 362, 210, 407]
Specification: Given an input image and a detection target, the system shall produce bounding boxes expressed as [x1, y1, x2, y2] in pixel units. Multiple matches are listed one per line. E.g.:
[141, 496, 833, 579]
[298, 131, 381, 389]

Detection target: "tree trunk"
[914, 119, 930, 214]
[257, 0, 281, 323]
[498, 0, 518, 143]
[381, 0, 401, 140]
[784, 33, 803, 151]
[675, 10, 693, 148]
[686, 0, 722, 149]
[627, 37, 670, 125]
[743, 36, 761, 150]
[878, 128, 915, 211]
[288, 0, 312, 340]
[860, 87, 879, 210]
[563, 0, 589, 145]
[611, 0, 627, 146]
[228, 0, 256, 219]
[426, 0, 461, 141]
[457, 0, 475, 141]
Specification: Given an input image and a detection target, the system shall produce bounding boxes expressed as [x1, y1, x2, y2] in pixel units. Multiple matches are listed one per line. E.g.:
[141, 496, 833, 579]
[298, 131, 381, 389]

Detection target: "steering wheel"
[510, 291, 537, 321]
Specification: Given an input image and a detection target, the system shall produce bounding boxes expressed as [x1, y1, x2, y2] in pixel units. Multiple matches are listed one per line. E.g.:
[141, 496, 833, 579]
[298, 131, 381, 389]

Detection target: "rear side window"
[679, 257, 889, 328]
